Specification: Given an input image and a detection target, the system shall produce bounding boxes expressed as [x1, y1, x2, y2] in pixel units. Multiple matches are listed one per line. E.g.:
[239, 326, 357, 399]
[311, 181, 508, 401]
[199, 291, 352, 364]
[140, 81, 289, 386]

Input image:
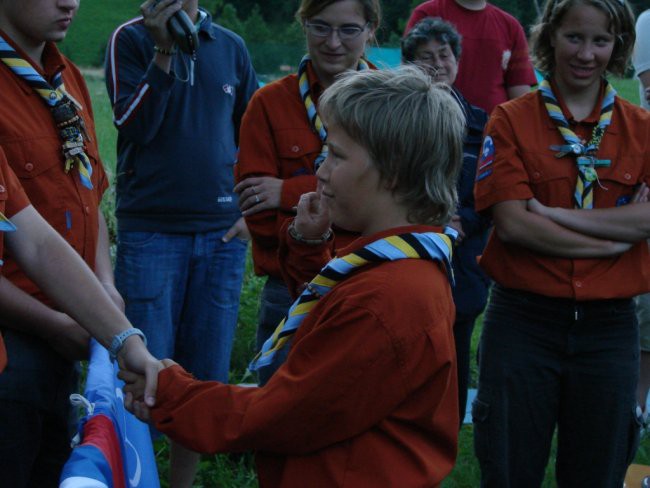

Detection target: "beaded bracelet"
[288, 221, 332, 245]
[153, 45, 177, 56]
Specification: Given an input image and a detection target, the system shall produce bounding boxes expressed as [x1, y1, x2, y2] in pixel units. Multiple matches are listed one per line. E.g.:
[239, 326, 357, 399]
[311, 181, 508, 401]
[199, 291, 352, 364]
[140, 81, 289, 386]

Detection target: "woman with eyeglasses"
[402, 17, 490, 430]
[234, 0, 380, 385]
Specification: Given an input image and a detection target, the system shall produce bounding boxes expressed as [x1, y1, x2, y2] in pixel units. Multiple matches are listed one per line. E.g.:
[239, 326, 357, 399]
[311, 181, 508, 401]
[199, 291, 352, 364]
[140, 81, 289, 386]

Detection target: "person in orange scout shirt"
[472, 0, 650, 485]
[0, 0, 127, 484]
[121, 66, 465, 488]
[0, 146, 158, 446]
[233, 0, 380, 385]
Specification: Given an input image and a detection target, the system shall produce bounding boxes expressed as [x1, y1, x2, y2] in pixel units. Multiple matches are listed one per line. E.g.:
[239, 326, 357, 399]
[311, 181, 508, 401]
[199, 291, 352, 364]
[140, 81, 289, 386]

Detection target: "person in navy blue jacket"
[104, 1, 257, 485]
[403, 16, 491, 426]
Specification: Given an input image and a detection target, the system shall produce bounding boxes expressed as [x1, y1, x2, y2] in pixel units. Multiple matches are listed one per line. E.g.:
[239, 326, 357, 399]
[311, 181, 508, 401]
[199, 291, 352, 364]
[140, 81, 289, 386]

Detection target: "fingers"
[144, 361, 160, 407]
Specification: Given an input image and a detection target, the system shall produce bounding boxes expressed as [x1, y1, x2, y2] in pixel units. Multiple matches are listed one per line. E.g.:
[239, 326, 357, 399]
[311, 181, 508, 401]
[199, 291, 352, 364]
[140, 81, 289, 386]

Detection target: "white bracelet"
[288, 221, 332, 245]
[108, 328, 147, 360]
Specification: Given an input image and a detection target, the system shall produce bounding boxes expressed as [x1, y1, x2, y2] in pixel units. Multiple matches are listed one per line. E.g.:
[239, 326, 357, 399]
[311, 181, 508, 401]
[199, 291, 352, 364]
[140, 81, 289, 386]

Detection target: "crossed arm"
[492, 194, 648, 258]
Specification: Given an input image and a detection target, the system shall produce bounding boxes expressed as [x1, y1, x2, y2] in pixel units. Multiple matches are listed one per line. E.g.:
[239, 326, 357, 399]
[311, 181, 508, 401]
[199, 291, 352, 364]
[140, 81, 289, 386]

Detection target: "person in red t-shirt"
[473, 0, 647, 485]
[233, 0, 380, 385]
[120, 66, 465, 488]
[405, 0, 537, 113]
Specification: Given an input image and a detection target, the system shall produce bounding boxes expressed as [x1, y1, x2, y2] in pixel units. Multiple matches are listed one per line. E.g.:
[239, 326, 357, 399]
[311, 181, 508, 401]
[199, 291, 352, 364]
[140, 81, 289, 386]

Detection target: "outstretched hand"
[119, 358, 177, 422]
[117, 337, 164, 409]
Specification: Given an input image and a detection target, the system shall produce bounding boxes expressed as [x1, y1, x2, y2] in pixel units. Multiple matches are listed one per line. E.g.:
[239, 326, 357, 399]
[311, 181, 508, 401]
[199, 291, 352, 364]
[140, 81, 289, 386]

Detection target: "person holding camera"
[105, 1, 258, 486]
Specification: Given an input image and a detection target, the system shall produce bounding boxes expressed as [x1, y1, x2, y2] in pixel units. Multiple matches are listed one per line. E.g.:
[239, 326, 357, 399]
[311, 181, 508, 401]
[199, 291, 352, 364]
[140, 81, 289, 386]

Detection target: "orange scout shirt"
[151, 225, 458, 488]
[475, 86, 650, 300]
[0, 148, 31, 371]
[0, 36, 108, 306]
[236, 62, 356, 278]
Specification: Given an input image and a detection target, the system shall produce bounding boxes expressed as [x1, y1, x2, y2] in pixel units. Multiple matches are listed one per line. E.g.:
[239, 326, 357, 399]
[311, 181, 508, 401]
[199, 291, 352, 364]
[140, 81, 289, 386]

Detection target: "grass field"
[86, 75, 646, 487]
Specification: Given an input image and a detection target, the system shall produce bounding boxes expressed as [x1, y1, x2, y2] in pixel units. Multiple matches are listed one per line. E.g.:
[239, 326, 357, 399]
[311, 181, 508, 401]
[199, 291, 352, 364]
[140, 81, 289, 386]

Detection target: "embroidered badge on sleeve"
[476, 136, 495, 182]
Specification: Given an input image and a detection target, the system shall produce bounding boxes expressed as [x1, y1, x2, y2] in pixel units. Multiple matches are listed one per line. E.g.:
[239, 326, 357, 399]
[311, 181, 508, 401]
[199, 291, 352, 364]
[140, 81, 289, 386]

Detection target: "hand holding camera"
[142, 0, 199, 57]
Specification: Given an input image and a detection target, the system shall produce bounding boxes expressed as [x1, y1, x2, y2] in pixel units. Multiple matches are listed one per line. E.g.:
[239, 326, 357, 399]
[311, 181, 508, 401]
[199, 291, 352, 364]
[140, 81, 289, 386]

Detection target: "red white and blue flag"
[59, 340, 159, 488]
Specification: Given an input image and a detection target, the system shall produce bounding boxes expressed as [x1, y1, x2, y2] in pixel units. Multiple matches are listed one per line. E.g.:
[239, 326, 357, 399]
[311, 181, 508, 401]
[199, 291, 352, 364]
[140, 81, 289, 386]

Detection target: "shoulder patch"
[476, 136, 495, 182]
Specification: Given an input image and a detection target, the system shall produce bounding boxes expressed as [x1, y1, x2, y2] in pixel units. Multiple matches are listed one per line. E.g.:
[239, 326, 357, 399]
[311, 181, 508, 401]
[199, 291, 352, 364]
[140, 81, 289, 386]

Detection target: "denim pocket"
[117, 231, 159, 247]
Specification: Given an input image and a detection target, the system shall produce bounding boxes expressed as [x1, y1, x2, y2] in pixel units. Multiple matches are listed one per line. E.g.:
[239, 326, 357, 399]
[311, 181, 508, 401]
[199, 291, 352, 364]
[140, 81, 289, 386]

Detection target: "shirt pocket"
[524, 150, 575, 207]
[597, 156, 643, 207]
[274, 128, 322, 179]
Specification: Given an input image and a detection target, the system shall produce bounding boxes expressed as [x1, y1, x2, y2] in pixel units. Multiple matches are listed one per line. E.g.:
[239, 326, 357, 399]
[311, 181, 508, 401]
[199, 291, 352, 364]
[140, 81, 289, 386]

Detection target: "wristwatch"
[108, 328, 147, 360]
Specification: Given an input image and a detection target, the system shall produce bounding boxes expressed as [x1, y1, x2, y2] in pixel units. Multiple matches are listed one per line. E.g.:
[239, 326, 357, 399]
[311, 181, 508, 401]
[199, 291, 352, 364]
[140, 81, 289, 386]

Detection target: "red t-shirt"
[405, 0, 537, 113]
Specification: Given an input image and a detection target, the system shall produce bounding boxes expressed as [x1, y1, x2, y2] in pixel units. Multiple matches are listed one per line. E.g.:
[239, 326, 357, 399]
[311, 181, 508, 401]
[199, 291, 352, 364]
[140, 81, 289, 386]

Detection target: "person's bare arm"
[492, 200, 632, 257]
[6, 205, 160, 404]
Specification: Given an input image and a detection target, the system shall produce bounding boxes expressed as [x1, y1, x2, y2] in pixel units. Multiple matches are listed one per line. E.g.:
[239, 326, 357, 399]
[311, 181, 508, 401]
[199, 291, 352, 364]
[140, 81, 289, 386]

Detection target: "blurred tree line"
[59, 0, 650, 72]
[206, 0, 650, 45]
[199, 0, 650, 75]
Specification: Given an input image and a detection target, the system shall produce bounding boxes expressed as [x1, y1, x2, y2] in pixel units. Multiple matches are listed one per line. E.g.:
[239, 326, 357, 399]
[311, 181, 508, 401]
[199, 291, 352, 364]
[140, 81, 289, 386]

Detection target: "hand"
[222, 217, 251, 242]
[527, 198, 551, 218]
[117, 336, 163, 407]
[48, 314, 91, 360]
[120, 358, 177, 422]
[140, 0, 182, 50]
[234, 177, 283, 216]
[293, 191, 331, 239]
[101, 282, 125, 313]
[447, 215, 465, 244]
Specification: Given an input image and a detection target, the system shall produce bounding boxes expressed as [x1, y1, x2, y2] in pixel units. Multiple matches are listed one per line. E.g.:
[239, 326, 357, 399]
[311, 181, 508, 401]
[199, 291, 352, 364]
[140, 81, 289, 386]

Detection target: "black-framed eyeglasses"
[304, 21, 369, 41]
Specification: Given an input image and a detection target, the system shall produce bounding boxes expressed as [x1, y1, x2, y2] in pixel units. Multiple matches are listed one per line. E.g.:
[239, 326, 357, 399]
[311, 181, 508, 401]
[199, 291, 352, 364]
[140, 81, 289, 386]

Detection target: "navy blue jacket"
[105, 10, 258, 232]
[451, 88, 491, 319]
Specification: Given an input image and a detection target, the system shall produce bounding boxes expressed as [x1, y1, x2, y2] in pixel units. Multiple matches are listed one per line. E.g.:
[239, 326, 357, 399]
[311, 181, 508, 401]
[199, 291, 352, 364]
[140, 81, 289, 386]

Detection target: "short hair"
[530, 0, 635, 77]
[318, 66, 465, 226]
[401, 17, 462, 64]
[296, 0, 382, 30]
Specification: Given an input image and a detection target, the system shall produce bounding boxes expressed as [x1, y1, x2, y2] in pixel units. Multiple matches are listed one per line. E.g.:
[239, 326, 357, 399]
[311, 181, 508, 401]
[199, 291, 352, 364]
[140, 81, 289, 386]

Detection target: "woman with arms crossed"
[472, 0, 649, 485]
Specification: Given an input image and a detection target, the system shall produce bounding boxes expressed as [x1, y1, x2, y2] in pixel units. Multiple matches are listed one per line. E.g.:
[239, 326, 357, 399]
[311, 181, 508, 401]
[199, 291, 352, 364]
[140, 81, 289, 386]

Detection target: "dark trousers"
[473, 285, 641, 488]
[256, 276, 293, 386]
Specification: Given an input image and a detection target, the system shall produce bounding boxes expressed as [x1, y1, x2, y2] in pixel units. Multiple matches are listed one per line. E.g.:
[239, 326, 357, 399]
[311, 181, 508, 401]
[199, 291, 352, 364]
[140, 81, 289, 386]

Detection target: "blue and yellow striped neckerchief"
[249, 228, 457, 372]
[0, 34, 93, 189]
[297, 55, 369, 169]
[539, 78, 615, 209]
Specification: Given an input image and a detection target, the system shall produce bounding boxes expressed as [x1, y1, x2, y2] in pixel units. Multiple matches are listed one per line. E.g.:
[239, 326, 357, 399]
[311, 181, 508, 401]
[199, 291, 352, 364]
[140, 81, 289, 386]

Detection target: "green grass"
[86, 74, 648, 486]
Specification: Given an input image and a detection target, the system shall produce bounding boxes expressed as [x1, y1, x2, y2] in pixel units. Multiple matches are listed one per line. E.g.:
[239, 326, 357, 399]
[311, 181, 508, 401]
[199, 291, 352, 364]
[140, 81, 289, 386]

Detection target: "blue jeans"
[255, 276, 293, 386]
[473, 285, 640, 487]
[115, 230, 247, 382]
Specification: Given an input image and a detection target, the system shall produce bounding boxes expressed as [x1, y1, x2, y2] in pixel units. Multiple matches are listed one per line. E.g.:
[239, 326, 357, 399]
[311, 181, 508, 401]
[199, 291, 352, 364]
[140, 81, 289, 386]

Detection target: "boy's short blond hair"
[318, 66, 464, 226]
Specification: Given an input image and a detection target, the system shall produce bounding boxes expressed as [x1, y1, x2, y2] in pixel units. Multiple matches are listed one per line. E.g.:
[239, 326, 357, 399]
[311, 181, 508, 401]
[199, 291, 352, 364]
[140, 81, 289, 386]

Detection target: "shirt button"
[291, 145, 300, 153]
[533, 172, 541, 179]
[624, 173, 632, 180]
[575, 280, 583, 288]
[0, 185, 5, 193]
[84, 205, 90, 215]
[25, 163, 34, 172]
